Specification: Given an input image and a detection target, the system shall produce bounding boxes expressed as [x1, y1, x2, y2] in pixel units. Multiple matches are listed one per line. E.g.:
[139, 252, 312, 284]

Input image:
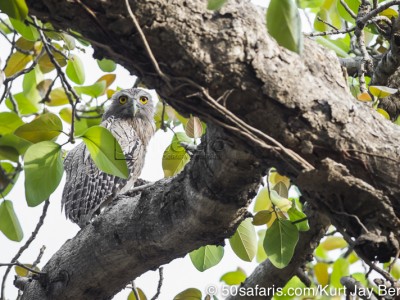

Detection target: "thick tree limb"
[21, 125, 263, 299]
[20, 0, 400, 298]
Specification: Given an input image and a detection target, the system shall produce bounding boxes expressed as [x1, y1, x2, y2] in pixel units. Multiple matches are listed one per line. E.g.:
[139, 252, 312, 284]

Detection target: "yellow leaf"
[185, 116, 203, 139]
[369, 85, 397, 98]
[96, 74, 116, 89]
[376, 108, 390, 120]
[269, 170, 290, 188]
[379, 8, 398, 19]
[4, 52, 33, 77]
[357, 92, 372, 102]
[321, 236, 347, 250]
[314, 262, 329, 286]
[127, 288, 147, 300]
[48, 87, 70, 106]
[266, 212, 277, 228]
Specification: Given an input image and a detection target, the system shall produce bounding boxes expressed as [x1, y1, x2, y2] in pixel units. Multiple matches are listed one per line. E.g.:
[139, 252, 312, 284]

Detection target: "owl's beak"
[132, 101, 138, 116]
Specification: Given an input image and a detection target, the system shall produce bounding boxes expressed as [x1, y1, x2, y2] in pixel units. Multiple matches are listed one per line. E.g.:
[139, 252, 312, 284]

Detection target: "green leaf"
[287, 200, 309, 231]
[6, 92, 40, 115]
[390, 261, 400, 280]
[220, 267, 246, 285]
[0, 162, 20, 196]
[267, 0, 303, 53]
[0, 200, 23, 241]
[337, 0, 360, 23]
[189, 245, 224, 272]
[229, 218, 257, 262]
[81, 126, 129, 179]
[24, 141, 63, 206]
[174, 288, 202, 300]
[66, 54, 85, 85]
[154, 101, 168, 130]
[38, 44, 67, 73]
[270, 190, 292, 212]
[276, 276, 306, 300]
[61, 33, 76, 50]
[14, 113, 63, 143]
[23, 66, 43, 100]
[97, 58, 117, 72]
[256, 229, 268, 263]
[369, 86, 398, 98]
[75, 81, 106, 98]
[314, 6, 342, 32]
[4, 51, 33, 77]
[75, 118, 89, 136]
[252, 210, 273, 226]
[331, 257, 350, 288]
[9, 17, 39, 41]
[127, 288, 147, 300]
[36, 79, 53, 98]
[162, 132, 192, 177]
[59, 107, 72, 124]
[0, 146, 19, 162]
[254, 187, 272, 212]
[0, 0, 28, 20]
[264, 219, 299, 268]
[296, 0, 324, 8]
[0, 19, 13, 34]
[0, 112, 24, 134]
[315, 36, 350, 58]
[207, 0, 227, 10]
[272, 181, 289, 199]
[48, 87, 70, 106]
[185, 116, 203, 138]
[0, 134, 31, 155]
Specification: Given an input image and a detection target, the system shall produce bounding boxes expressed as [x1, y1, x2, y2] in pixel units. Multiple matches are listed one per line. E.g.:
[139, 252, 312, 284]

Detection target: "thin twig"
[3, 49, 45, 84]
[131, 280, 140, 300]
[306, 27, 355, 37]
[32, 246, 46, 269]
[360, 1, 400, 25]
[34, 16, 80, 144]
[0, 262, 45, 276]
[151, 267, 163, 300]
[124, 0, 314, 172]
[317, 16, 339, 31]
[124, 0, 172, 90]
[340, 0, 357, 19]
[0, 200, 49, 300]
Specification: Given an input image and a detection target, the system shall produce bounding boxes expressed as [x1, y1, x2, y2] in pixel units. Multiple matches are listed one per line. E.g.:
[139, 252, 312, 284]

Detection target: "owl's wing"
[61, 129, 144, 228]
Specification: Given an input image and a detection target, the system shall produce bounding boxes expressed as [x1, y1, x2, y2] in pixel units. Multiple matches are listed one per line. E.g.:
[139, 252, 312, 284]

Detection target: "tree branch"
[23, 0, 400, 298]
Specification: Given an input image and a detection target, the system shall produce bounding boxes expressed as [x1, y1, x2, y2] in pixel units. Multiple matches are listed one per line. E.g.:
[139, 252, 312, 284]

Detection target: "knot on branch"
[297, 158, 400, 262]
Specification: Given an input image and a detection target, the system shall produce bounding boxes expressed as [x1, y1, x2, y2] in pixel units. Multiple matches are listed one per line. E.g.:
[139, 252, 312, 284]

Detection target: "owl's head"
[102, 88, 155, 121]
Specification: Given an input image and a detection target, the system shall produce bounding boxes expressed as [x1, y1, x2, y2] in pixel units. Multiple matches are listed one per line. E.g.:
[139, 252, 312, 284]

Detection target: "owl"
[61, 88, 155, 228]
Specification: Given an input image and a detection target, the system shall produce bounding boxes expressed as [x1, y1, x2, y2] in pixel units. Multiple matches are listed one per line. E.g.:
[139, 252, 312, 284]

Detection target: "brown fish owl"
[62, 88, 155, 228]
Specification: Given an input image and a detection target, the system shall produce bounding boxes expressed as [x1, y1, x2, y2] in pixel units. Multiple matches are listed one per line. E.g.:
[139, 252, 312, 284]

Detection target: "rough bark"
[19, 0, 400, 299]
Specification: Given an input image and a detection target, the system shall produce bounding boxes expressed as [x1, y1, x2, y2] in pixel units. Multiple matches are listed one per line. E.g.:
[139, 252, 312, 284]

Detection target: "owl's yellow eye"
[139, 96, 148, 104]
[119, 95, 128, 104]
